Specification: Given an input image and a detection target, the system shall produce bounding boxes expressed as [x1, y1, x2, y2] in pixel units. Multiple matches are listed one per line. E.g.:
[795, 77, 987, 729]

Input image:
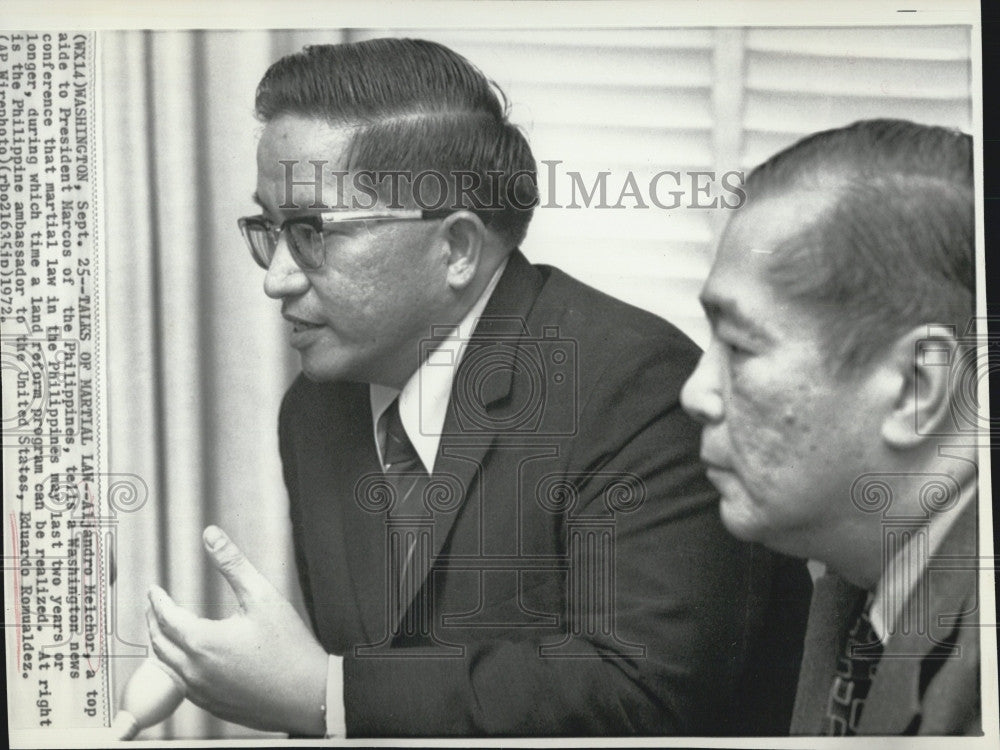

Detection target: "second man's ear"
[880, 325, 964, 449]
[440, 210, 486, 290]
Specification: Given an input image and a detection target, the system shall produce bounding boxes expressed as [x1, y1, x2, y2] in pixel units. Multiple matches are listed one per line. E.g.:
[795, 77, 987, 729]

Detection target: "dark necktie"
[822, 592, 884, 735]
[380, 397, 423, 476]
[377, 398, 430, 632]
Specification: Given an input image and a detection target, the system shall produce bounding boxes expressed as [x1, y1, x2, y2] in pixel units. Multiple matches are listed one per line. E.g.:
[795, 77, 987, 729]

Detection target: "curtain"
[102, 30, 345, 739]
[99, 26, 972, 739]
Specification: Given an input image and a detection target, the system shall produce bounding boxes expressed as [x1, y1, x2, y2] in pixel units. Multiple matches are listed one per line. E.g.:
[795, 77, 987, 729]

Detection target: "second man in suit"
[681, 118, 981, 735]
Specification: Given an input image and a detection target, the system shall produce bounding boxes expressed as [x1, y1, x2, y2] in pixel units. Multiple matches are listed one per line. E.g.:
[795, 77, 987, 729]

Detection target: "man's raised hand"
[146, 526, 328, 735]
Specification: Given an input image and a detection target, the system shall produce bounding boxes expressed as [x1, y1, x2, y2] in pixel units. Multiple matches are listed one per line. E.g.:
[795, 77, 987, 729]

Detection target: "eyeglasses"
[237, 209, 440, 270]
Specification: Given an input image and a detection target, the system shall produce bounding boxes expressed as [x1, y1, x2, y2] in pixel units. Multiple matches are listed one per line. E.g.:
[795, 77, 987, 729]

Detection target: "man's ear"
[439, 211, 485, 291]
[880, 325, 960, 449]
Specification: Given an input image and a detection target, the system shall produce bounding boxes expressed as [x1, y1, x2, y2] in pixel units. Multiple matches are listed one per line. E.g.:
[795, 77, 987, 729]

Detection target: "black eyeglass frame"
[237, 209, 443, 270]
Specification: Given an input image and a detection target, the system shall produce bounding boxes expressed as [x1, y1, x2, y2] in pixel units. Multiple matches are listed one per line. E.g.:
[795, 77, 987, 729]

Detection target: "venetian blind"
[349, 26, 973, 347]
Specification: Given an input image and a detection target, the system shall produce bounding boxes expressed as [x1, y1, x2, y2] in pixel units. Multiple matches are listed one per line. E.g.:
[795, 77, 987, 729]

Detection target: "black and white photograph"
[2, 1, 995, 746]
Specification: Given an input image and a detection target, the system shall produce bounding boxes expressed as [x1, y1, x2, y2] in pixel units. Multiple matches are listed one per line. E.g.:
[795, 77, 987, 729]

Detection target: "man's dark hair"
[745, 118, 974, 372]
[255, 38, 538, 249]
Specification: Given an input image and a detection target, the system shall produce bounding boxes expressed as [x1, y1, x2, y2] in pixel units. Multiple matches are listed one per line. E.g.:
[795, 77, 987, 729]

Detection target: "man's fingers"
[146, 604, 190, 673]
[202, 525, 274, 608]
[147, 585, 201, 651]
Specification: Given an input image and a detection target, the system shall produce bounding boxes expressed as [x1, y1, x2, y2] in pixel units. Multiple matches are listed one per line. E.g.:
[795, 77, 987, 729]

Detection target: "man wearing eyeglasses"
[146, 37, 811, 738]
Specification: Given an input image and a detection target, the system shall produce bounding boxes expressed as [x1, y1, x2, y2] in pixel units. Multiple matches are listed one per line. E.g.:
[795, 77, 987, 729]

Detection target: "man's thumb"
[203, 525, 268, 607]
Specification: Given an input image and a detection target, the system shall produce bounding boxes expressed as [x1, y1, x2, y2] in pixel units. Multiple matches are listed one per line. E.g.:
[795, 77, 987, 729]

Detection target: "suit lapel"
[323, 383, 394, 645]
[859, 499, 979, 733]
[392, 250, 546, 629]
[791, 500, 979, 735]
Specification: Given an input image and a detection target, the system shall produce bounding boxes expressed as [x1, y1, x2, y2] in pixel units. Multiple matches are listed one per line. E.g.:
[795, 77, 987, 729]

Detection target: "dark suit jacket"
[279, 249, 811, 736]
[791, 500, 981, 735]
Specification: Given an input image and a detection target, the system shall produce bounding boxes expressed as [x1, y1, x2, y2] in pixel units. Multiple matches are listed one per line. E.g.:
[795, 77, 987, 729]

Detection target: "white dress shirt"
[324, 260, 507, 737]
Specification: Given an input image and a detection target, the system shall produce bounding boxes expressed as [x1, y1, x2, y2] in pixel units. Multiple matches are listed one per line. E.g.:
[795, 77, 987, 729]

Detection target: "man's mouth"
[700, 453, 733, 474]
[283, 313, 323, 333]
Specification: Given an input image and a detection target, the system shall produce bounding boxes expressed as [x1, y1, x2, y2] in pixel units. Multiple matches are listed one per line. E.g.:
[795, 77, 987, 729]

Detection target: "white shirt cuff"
[325, 654, 346, 738]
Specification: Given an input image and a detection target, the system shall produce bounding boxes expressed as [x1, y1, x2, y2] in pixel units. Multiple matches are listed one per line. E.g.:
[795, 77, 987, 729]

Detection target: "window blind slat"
[530, 126, 714, 169]
[510, 84, 713, 129]
[432, 46, 715, 90]
[744, 92, 971, 138]
[355, 28, 716, 50]
[747, 53, 971, 99]
[745, 26, 970, 61]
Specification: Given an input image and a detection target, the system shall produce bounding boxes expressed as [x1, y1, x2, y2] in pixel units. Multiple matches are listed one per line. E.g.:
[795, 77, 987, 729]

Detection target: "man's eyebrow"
[700, 295, 770, 339]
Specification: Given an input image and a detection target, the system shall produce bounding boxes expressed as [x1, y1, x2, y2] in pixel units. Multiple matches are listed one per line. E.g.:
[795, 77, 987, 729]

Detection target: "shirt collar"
[869, 473, 977, 643]
[370, 259, 508, 473]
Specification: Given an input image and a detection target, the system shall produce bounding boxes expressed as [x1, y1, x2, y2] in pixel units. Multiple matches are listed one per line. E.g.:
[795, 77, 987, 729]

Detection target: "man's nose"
[680, 342, 725, 424]
[263, 237, 309, 299]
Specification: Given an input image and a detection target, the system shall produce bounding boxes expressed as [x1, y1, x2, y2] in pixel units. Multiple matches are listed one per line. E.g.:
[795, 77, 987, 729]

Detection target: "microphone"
[110, 657, 186, 740]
